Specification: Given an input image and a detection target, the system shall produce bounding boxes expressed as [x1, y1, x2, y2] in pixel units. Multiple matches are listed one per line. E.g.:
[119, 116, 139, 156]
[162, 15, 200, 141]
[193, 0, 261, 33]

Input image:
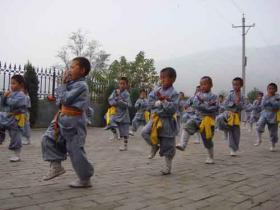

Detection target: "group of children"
[0, 56, 279, 188]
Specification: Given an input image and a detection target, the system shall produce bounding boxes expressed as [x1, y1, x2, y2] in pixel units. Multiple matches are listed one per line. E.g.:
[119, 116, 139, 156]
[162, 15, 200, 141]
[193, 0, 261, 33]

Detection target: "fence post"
[52, 68, 56, 97]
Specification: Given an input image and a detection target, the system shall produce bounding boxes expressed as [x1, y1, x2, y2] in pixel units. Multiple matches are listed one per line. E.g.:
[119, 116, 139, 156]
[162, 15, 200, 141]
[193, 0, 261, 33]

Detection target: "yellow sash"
[199, 116, 215, 140]
[227, 112, 240, 126]
[150, 113, 177, 145]
[14, 113, 27, 128]
[144, 111, 150, 123]
[150, 113, 162, 145]
[106, 106, 117, 125]
[276, 111, 280, 123]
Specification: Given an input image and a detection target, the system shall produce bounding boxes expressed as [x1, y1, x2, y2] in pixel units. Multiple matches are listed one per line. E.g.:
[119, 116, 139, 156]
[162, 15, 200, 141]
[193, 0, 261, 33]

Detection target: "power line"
[230, 0, 243, 14]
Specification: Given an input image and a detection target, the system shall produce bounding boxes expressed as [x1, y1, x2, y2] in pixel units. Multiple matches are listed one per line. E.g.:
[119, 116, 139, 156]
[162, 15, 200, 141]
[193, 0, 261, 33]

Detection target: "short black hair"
[160, 67, 177, 80]
[267, 83, 278, 91]
[219, 94, 224, 99]
[11, 74, 25, 88]
[201, 76, 213, 87]
[72, 57, 91, 76]
[233, 77, 244, 87]
[179, 91, 185, 96]
[120, 76, 128, 85]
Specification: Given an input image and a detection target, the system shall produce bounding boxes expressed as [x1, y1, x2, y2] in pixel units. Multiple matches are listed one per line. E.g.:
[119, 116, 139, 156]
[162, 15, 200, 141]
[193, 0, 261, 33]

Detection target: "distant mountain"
[155, 45, 280, 96]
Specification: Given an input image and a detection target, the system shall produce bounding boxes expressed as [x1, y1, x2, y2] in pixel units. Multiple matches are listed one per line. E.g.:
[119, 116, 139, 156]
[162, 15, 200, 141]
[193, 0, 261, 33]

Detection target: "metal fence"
[87, 77, 108, 103]
[0, 61, 107, 102]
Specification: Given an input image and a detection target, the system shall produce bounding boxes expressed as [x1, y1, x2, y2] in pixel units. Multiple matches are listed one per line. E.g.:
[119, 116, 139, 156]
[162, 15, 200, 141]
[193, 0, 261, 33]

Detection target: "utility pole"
[232, 14, 255, 97]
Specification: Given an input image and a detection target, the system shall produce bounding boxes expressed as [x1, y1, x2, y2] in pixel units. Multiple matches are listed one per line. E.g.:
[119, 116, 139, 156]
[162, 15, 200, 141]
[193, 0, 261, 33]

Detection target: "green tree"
[106, 51, 159, 90]
[129, 51, 159, 90]
[104, 52, 159, 120]
[24, 62, 39, 126]
[105, 56, 130, 84]
[247, 88, 260, 103]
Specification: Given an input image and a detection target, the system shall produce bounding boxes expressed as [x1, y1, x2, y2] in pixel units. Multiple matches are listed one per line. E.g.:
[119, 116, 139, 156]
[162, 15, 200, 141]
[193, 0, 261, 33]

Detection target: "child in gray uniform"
[21, 91, 31, 145]
[218, 95, 225, 114]
[218, 94, 228, 140]
[176, 76, 219, 164]
[249, 92, 263, 132]
[0, 93, 6, 145]
[255, 83, 280, 151]
[244, 101, 253, 128]
[0, 75, 28, 162]
[41, 57, 94, 188]
[108, 77, 132, 151]
[180, 86, 202, 144]
[142, 67, 179, 175]
[177, 92, 187, 128]
[216, 77, 244, 156]
[131, 89, 148, 135]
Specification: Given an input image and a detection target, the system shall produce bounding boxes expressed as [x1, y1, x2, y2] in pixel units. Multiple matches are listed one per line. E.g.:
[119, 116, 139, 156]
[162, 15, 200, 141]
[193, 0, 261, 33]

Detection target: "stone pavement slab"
[0, 126, 279, 210]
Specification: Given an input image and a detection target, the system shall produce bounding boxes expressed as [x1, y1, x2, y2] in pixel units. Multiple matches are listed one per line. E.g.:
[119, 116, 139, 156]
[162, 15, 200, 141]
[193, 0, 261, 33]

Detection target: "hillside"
[156, 45, 280, 95]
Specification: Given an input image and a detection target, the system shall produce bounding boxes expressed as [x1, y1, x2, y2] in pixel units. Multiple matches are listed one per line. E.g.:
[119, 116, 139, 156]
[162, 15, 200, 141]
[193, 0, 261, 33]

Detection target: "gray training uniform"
[256, 94, 280, 144]
[0, 91, 27, 150]
[249, 99, 262, 124]
[181, 96, 196, 124]
[244, 102, 253, 123]
[21, 94, 31, 140]
[108, 89, 132, 138]
[216, 90, 245, 152]
[132, 98, 148, 132]
[41, 78, 94, 181]
[177, 98, 187, 124]
[184, 92, 219, 149]
[142, 86, 179, 159]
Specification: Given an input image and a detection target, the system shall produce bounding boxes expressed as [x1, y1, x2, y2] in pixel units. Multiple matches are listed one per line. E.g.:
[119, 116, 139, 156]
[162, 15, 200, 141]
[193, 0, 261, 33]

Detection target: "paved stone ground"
[0, 126, 280, 210]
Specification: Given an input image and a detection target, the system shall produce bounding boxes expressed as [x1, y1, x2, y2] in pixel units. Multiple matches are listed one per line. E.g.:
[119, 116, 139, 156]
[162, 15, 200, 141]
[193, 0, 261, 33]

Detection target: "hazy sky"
[0, 0, 279, 68]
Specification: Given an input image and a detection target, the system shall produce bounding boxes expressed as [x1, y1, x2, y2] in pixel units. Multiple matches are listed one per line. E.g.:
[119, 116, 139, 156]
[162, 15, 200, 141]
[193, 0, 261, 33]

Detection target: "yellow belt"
[199, 116, 215, 140]
[13, 113, 27, 128]
[227, 112, 240, 126]
[150, 113, 177, 145]
[144, 111, 150, 123]
[276, 111, 280, 123]
[150, 113, 162, 145]
[106, 106, 117, 125]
